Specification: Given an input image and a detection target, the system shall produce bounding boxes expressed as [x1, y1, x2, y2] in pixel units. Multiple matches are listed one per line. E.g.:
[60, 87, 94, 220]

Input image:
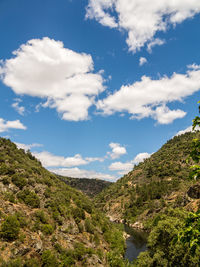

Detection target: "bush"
[4, 192, 16, 203]
[15, 212, 27, 228]
[41, 224, 54, 235]
[41, 250, 58, 267]
[24, 258, 40, 267]
[84, 218, 95, 234]
[2, 177, 10, 185]
[72, 207, 85, 224]
[17, 189, 40, 208]
[1, 257, 23, 267]
[35, 210, 48, 224]
[0, 215, 20, 241]
[12, 174, 27, 189]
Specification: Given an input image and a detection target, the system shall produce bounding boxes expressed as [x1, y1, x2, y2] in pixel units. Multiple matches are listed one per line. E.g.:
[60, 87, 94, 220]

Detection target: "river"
[124, 225, 148, 262]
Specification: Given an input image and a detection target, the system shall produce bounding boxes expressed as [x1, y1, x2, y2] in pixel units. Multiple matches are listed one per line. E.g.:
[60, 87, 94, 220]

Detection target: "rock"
[60, 221, 79, 235]
[34, 240, 43, 252]
[187, 184, 200, 199]
[123, 232, 130, 239]
[130, 221, 144, 230]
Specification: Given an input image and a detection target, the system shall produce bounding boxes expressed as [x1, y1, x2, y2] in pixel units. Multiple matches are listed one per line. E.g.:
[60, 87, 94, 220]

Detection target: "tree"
[0, 215, 20, 241]
[189, 101, 200, 180]
[178, 101, 200, 255]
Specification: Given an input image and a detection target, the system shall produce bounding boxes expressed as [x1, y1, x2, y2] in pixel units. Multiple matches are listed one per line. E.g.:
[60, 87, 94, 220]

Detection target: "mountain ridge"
[94, 131, 200, 225]
[0, 137, 125, 266]
[57, 176, 112, 198]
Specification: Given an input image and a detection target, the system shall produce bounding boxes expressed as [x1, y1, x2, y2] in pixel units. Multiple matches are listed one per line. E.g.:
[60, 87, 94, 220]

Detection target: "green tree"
[178, 101, 200, 256]
[0, 215, 20, 241]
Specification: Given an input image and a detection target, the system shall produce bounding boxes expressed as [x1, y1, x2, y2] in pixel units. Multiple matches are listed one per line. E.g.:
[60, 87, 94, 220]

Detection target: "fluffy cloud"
[49, 167, 116, 181]
[0, 37, 104, 121]
[139, 57, 147, 66]
[97, 65, 200, 124]
[0, 118, 26, 133]
[33, 151, 103, 168]
[109, 152, 151, 175]
[175, 125, 200, 136]
[15, 142, 42, 151]
[11, 99, 25, 115]
[107, 142, 127, 159]
[86, 0, 200, 52]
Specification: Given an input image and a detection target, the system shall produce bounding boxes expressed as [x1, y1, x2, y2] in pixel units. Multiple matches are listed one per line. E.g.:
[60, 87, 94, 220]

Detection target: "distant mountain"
[95, 131, 200, 224]
[0, 138, 125, 266]
[57, 176, 112, 198]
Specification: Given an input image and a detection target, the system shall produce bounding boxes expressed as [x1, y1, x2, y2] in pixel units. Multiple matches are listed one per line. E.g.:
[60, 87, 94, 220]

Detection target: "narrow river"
[124, 225, 148, 262]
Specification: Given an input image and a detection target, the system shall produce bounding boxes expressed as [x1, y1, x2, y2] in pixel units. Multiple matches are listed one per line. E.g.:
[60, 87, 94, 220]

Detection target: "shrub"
[1, 257, 24, 267]
[84, 218, 95, 234]
[2, 177, 10, 185]
[17, 189, 40, 208]
[72, 207, 85, 224]
[4, 192, 16, 203]
[41, 224, 54, 235]
[15, 212, 27, 228]
[35, 210, 48, 224]
[41, 250, 58, 267]
[12, 174, 27, 189]
[0, 215, 20, 241]
[24, 258, 40, 267]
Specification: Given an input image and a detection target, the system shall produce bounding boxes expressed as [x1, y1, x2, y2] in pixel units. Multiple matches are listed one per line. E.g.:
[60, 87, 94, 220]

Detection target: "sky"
[0, 0, 200, 181]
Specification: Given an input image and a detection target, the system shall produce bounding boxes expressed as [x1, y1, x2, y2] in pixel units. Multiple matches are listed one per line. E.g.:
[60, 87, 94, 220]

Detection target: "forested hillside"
[0, 138, 125, 266]
[57, 176, 112, 198]
[95, 131, 200, 223]
[94, 131, 200, 266]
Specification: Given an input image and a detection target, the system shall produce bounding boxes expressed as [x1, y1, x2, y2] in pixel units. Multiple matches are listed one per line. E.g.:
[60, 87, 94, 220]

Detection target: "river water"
[124, 225, 148, 262]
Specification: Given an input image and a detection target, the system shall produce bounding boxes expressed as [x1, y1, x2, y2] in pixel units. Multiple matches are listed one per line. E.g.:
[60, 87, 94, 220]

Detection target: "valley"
[0, 131, 200, 266]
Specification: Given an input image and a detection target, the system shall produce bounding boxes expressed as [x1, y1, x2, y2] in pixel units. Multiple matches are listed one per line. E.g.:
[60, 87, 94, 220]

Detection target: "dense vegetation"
[1, 120, 200, 266]
[57, 176, 112, 198]
[94, 130, 200, 266]
[95, 131, 200, 224]
[0, 138, 126, 266]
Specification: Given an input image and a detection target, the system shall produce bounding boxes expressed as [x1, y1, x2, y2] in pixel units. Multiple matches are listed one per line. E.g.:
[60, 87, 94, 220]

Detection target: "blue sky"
[0, 0, 200, 181]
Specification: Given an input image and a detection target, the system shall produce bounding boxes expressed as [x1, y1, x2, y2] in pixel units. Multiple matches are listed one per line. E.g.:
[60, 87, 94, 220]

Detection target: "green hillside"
[57, 176, 112, 198]
[0, 138, 126, 267]
[94, 131, 200, 266]
[95, 131, 200, 224]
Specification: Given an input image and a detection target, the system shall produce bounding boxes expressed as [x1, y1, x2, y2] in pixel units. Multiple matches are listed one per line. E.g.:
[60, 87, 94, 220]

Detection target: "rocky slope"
[0, 138, 125, 266]
[95, 131, 200, 225]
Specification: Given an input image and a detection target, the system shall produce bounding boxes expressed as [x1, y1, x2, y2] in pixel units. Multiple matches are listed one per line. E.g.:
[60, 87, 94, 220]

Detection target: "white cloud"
[0, 118, 26, 133]
[0, 37, 105, 121]
[175, 125, 200, 136]
[187, 63, 200, 70]
[15, 142, 43, 151]
[86, 0, 200, 53]
[11, 99, 25, 115]
[133, 152, 151, 164]
[97, 65, 200, 124]
[33, 151, 104, 168]
[147, 38, 165, 53]
[153, 105, 186, 124]
[139, 57, 147, 66]
[107, 142, 127, 159]
[109, 152, 151, 175]
[49, 167, 116, 181]
[86, 0, 118, 28]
